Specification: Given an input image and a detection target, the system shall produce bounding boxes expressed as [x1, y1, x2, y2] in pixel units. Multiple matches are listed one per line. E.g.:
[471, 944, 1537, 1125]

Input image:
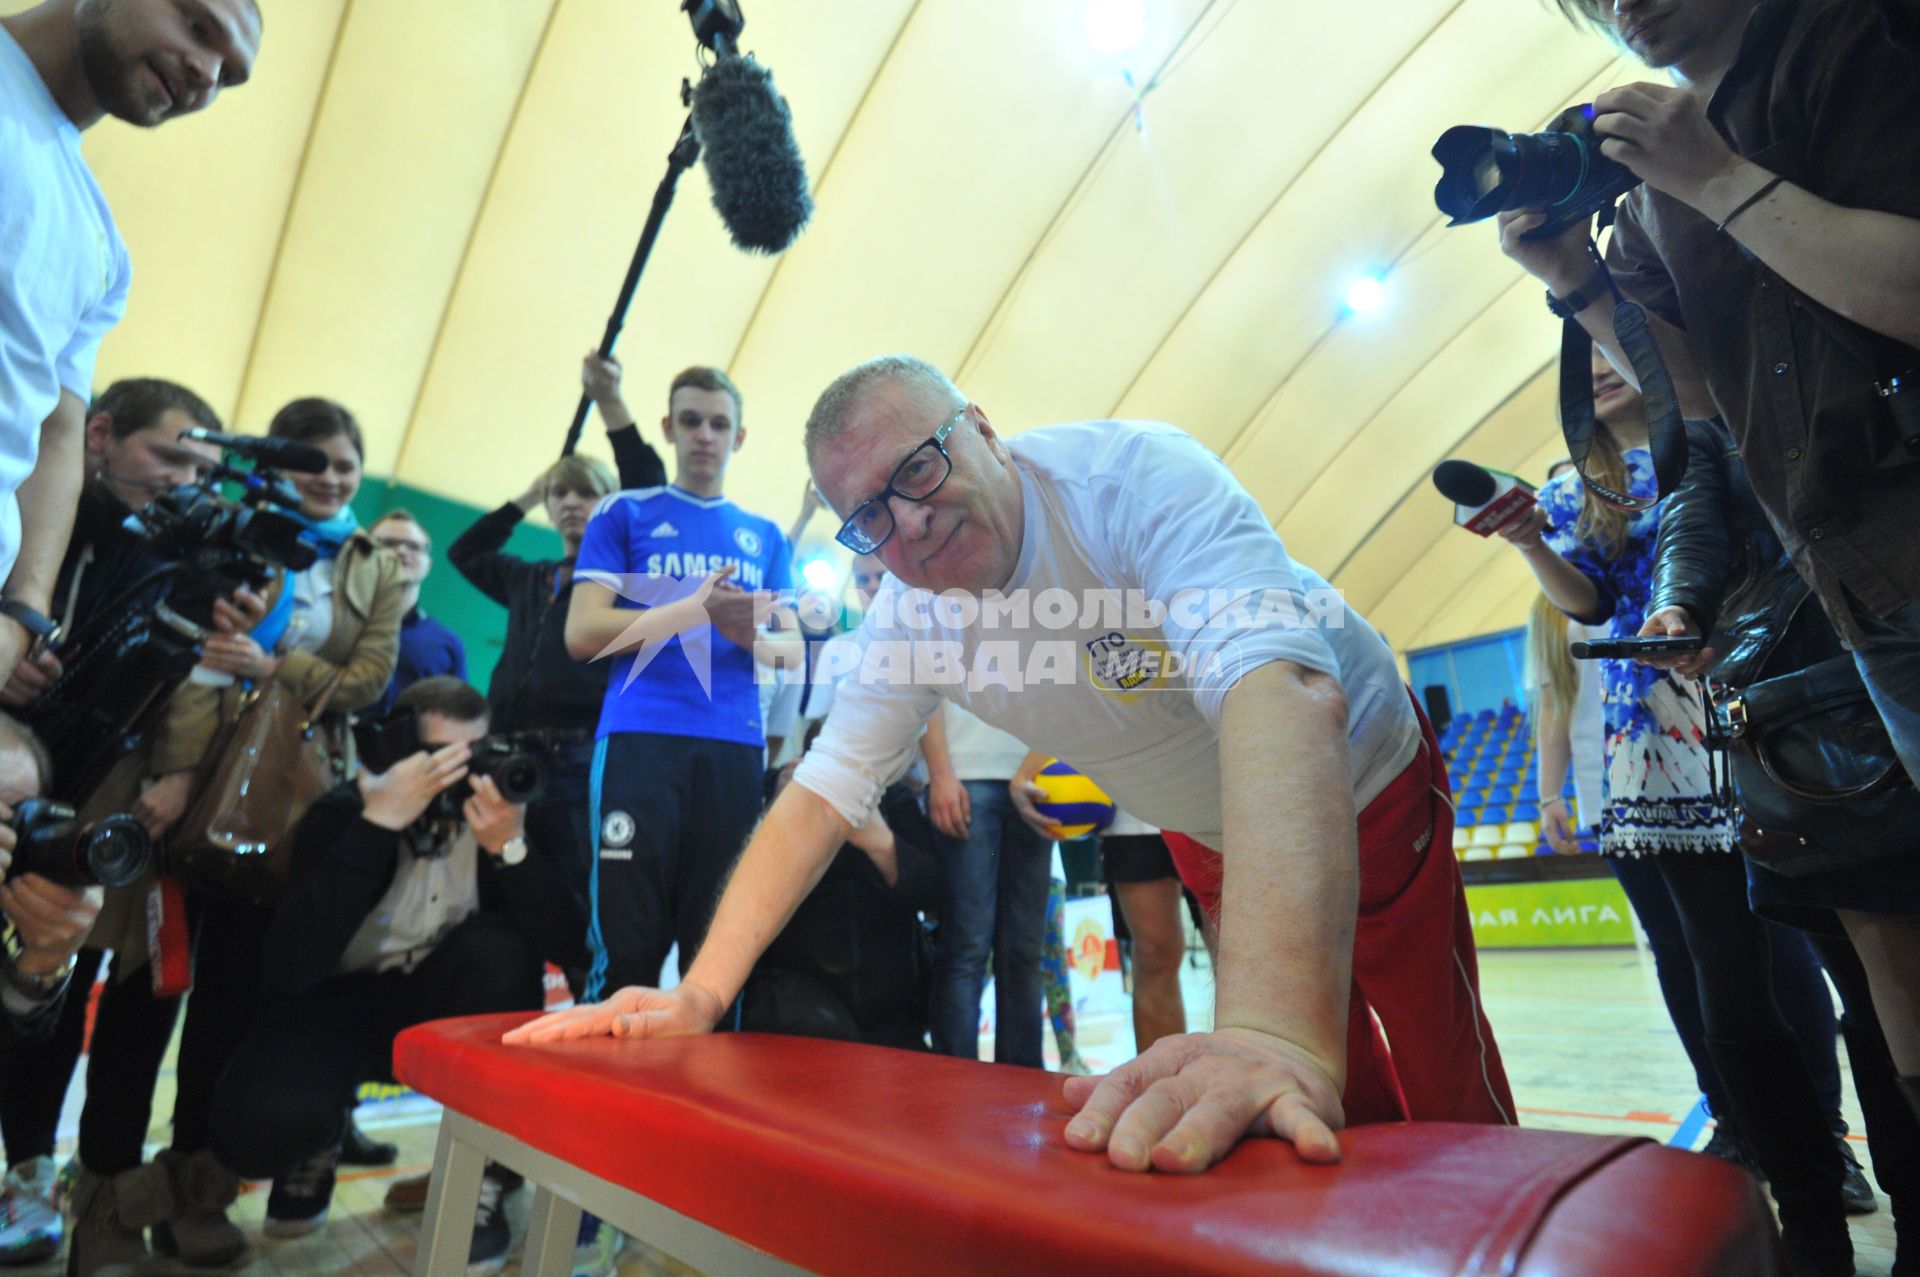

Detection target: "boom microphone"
[691, 53, 813, 254]
[1432, 459, 1538, 537]
[182, 428, 330, 475]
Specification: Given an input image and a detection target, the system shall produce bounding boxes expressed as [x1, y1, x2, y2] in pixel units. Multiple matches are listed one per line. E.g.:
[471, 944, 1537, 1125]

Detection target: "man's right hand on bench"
[504, 982, 727, 1044]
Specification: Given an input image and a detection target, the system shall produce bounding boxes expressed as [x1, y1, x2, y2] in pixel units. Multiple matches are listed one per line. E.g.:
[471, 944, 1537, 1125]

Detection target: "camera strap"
[1557, 239, 1690, 511]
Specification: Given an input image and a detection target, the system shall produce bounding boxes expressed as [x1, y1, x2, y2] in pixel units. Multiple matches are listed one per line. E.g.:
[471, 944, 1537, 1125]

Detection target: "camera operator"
[0, 713, 99, 1062]
[0, 380, 268, 1273]
[742, 725, 940, 1049]
[0, 0, 262, 696]
[56, 396, 405, 1275]
[1503, 0, 1920, 782]
[0, 378, 227, 712]
[445, 352, 664, 976]
[203, 678, 583, 1270]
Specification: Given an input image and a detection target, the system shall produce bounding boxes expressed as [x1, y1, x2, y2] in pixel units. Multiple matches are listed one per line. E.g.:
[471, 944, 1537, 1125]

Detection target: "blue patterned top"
[1539, 450, 1662, 747]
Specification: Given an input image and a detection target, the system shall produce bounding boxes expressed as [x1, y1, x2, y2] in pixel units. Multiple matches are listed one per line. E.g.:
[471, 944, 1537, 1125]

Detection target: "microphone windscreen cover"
[691, 54, 814, 254]
[1432, 459, 1498, 506]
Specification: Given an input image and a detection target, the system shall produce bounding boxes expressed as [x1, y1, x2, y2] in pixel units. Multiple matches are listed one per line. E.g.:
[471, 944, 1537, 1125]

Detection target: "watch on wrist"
[498, 835, 528, 866]
[2, 951, 76, 1000]
[1545, 266, 1611, 320]
[0, 598, 60, 661]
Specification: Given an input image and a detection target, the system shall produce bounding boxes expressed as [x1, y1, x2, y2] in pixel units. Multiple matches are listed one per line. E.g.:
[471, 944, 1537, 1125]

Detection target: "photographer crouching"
[0, 714, 102, 1062]
[207, 678, 585, 1269]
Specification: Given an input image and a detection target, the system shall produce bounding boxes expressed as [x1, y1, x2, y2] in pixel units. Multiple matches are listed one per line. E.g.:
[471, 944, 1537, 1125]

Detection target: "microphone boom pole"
[562, 2, 750, 458]
[561, 114, 700, 458]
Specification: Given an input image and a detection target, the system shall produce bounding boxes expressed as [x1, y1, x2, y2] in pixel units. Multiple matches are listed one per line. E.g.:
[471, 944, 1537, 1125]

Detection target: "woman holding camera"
[1495, 352, 1854, 1275]
[66, 398, 404, 1276]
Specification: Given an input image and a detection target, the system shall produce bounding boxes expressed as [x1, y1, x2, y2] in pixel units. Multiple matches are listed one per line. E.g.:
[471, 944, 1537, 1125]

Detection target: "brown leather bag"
[170, 673, 346, 907]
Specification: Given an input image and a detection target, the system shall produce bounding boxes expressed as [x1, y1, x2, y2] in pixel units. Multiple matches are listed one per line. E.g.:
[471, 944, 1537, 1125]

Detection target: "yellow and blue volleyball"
[1032, 759, 1116, 838]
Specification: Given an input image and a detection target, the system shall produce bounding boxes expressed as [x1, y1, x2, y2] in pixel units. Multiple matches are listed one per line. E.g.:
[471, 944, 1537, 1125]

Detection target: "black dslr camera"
[1431, 104, 1640, 239]
[355, 708, 553, 824]
[27, 457, 318, 805]
[7, 799, 151, 889]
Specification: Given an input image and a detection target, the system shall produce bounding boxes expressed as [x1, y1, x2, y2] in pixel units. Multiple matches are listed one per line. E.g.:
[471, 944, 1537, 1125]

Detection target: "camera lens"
[495, 756, 547, 805]
[79, 814, 152, 889]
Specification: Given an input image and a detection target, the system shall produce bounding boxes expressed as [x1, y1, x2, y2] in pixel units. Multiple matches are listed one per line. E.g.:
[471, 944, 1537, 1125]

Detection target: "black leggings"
[1652, 852, 1797, 1039]
[210, 911, 542, 1180]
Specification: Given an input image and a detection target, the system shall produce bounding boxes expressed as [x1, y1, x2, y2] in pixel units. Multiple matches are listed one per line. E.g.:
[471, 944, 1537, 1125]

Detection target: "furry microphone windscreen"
[690, 54, 814, 255]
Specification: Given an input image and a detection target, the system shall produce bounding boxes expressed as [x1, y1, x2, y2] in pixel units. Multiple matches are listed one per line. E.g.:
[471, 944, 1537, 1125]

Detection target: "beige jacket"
[92, 532, 404, 965]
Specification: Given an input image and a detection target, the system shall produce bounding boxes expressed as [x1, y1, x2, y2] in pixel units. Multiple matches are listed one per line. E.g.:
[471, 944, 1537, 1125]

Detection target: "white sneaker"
[0, 1157, 63, 1266]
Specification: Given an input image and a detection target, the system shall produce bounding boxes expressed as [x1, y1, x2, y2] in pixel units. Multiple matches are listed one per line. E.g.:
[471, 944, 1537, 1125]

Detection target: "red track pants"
[1162, 697, 1515, 1128]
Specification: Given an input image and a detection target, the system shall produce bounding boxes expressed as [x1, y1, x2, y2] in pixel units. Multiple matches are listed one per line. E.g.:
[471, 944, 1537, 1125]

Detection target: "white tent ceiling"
[48, 0, 1636, 655]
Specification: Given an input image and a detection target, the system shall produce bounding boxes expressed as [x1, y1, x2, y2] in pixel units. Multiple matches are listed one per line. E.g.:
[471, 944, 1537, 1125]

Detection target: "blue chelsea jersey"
[574, 486, 794, 747]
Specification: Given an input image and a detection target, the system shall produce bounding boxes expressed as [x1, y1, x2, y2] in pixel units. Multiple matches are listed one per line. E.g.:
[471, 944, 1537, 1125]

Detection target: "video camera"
[355, 707, 557, 824]
[1431, 104, 1639, 240]
[26, 444, 320, 804]
[7, 798, 151, 889]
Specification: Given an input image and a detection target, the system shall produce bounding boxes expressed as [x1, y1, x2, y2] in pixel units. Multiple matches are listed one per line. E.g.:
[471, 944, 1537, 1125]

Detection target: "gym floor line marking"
[1516, 1104, 1867, 1142]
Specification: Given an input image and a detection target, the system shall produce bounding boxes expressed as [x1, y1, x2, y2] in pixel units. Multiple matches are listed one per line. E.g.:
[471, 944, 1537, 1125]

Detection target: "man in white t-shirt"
[0, 0, 262, 687]
[512, 355, 1514, 1173]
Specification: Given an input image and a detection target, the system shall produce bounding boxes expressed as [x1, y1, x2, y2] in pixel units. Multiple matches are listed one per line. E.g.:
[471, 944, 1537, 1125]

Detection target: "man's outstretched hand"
[502, 983, 726, 1046]
[1061, 1027, 1345, 1173]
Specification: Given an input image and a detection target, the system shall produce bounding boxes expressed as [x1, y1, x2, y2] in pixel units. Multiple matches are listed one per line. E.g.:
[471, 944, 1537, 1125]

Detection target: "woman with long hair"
[1498, 352, 1854, 1275]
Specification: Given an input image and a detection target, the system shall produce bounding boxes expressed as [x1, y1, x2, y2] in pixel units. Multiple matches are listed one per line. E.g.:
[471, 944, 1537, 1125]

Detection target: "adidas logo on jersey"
[651, 521, 678, 537]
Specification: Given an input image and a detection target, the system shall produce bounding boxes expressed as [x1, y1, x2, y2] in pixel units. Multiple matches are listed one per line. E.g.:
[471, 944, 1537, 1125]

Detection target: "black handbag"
[1708, 653, 1916, 876]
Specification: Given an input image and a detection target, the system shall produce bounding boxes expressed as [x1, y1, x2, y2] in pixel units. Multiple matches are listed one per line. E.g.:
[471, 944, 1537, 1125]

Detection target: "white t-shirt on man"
[793, 420, 1421, 851]
[0, 29, 131, 583]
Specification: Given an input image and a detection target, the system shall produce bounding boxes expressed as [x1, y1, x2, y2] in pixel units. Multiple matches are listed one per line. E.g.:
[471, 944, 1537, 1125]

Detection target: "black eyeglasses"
[834, 409, 963, 554]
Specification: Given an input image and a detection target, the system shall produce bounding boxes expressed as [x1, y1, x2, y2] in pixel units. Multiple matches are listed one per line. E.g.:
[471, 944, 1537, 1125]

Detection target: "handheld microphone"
[690, 52, 814, 254]
[182, 428, 330, 475]
[1433, 459, 1538, 537]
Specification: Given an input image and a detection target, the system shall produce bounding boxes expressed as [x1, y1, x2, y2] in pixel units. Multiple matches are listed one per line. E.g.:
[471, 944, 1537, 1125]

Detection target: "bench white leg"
[415, 1119, 487, 1277]
[521, 1186, 584, 1277]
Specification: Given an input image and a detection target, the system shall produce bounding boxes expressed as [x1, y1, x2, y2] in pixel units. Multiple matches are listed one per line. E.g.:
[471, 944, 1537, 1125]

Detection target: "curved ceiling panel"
[51, 0, 1642, 654]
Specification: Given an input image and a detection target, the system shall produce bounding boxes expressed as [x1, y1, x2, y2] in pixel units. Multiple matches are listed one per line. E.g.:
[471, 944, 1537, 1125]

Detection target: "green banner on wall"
[1464, 875, 1636, 949]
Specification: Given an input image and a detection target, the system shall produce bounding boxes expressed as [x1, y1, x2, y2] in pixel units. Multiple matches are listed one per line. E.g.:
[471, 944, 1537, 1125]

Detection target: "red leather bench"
[394, 1013, 1782, 1276]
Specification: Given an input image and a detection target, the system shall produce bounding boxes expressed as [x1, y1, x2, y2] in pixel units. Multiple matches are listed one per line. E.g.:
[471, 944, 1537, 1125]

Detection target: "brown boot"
[148, 1151, 246, 1269]
[64, 1162, 174, 1277]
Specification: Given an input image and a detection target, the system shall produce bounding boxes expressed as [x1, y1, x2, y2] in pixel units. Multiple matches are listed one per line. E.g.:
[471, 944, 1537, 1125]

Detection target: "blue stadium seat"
[1455, 788, 1482, 810]
[1456, 808, 1481, 827]
[1495, 768, 1521, 786]
[1511, 802, 1540, 822]
[1480, 805, 1511, 824]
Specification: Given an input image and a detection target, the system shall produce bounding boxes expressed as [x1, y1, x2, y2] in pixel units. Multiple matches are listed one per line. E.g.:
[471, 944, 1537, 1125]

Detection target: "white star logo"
[578, 569, 792, 699]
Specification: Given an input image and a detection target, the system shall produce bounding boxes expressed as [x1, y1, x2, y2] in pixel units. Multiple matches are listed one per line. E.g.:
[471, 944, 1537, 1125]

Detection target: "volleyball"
[1031, 759, 1116, 838]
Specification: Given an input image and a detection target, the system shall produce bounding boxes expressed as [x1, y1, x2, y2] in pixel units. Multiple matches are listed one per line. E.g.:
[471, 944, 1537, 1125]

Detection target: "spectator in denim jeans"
[920, 703, 1049, 1066]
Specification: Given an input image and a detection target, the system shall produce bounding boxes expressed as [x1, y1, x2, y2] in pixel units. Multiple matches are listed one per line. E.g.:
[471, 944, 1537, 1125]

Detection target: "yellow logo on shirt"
[1083, 631, 1170, 702]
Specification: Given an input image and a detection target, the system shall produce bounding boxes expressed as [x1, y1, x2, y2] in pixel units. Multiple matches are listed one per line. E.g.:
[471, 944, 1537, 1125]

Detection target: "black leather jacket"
[1648, 419, 1840, 687]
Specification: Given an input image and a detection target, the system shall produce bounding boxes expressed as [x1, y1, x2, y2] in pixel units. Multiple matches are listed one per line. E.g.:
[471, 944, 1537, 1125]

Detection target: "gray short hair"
[804, 354, 964, 458]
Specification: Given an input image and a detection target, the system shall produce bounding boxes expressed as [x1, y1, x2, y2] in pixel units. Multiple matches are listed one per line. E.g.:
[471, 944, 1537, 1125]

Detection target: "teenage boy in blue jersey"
[564, 366, 793, 1002]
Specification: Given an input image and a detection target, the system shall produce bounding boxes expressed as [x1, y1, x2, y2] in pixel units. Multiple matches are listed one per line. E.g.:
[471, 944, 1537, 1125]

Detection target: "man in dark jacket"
[206, 678, 585, 1266]
[742, 748, 941, 1050]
